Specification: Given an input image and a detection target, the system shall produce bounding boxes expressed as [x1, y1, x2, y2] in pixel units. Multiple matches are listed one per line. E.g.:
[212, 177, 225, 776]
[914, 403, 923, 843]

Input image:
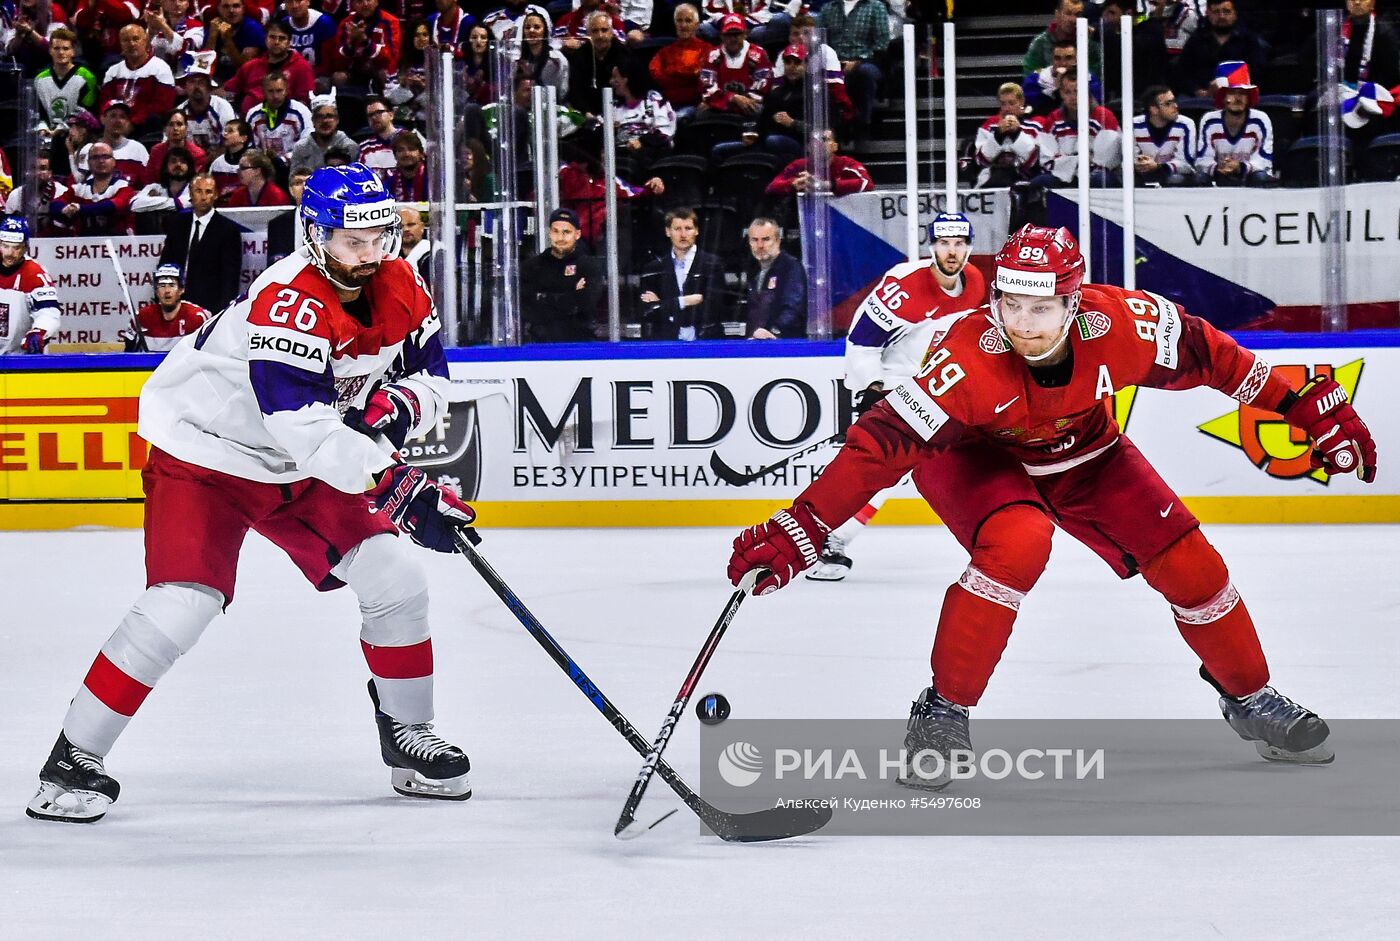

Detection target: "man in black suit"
[638, 208, 734, 340]
[157, 174, 243, 316]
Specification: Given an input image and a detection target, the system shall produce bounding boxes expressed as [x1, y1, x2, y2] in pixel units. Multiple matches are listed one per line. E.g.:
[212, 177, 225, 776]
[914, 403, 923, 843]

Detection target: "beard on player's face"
[932, 238, 969, 277]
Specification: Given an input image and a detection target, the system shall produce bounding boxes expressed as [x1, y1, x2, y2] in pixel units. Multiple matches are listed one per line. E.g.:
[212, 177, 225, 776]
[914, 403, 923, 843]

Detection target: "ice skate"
[1204, 668, 1334, 765]
[805, 534, 853, 582]
[368, 680, 472, 800]
[26, 733, 121, 823]
[897, 684, 973, 791]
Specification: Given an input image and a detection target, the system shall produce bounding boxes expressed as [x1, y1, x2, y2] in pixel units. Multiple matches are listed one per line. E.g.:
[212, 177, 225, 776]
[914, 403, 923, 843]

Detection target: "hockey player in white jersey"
[27, 165, 475, 823]
[807, 213, 989, 582]
[0, 216, 61, 354]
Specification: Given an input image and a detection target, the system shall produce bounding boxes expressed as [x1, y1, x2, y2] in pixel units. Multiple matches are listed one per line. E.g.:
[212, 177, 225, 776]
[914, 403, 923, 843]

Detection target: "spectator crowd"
[0, 0, 925, 344]
[3, 1, 1389, 348]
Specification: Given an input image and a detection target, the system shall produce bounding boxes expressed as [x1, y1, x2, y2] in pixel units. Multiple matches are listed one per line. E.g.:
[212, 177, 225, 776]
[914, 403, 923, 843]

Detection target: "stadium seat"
[1176, 96, 1213, 126]
[1361, 133, 1400, 181]
[649, 154, 710, 211]
[714, 151, 783, 216]
[1278, 136, 1351, 187]
[1256, 94, 1307, 151]
[673, 113, 743, 158]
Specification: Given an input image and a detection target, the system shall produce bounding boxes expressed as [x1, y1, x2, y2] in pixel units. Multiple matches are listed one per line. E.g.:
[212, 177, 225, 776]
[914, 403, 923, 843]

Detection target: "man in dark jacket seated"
[637, 208, 735, 340]
[520, 208, 605, 343]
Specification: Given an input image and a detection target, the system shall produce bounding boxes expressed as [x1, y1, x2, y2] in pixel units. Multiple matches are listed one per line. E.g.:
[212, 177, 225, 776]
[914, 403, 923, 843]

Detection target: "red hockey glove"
[21, 329, 47, 354]
[370, 463, 476, 553]
[1283, 376, 1377, 483]
[346, 383, 422, 450]
[728, 502, 830, 595]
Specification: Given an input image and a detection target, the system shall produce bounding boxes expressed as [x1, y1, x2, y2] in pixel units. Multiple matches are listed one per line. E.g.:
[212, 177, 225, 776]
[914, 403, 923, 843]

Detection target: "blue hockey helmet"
[929, 211, 973, 245]
[154, 263, 183, 285]
[0, 215, 31, 245]
[300, 164, 401, 285]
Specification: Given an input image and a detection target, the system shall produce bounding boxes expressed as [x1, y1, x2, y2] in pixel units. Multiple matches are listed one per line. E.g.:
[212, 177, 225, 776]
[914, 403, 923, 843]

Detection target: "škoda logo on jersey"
[1198, 360, 1364, 484]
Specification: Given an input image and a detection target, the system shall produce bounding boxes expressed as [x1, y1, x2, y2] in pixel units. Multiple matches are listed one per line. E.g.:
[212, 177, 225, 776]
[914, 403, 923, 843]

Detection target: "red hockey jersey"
[801, 285, 1295, 528]
[137, 300, 211, 352]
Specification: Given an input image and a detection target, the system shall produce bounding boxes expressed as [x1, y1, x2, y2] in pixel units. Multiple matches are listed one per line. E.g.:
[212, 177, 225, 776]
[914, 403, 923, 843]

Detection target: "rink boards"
[0, 335, 1396, 530]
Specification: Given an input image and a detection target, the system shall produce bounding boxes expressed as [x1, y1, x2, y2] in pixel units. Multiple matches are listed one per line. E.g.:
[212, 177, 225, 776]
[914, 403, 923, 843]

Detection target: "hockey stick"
[452, 529, 830, 843]
[105, 238, 147, 352]
[709, 432, 844, 487]
[615, 569, 758, 840]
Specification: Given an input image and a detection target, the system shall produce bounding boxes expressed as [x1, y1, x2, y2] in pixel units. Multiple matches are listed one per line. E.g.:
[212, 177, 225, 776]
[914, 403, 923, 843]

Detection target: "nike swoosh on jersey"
[335, 337, 356, 353]
[994, 397, 1020, 414]
[1160, 503, 1174, 517]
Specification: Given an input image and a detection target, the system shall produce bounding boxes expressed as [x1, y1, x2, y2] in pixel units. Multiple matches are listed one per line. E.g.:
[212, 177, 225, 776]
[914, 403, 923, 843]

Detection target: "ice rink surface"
[2, 524, 1397, 939]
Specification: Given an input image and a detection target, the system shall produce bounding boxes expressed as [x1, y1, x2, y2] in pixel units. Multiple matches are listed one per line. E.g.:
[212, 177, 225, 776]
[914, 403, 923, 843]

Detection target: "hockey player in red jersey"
[27, 165, 475, 823]
[0, 217, 61, 354]
[129, 263, 210, 351]
[730, 225, 1376, 785]
[807, 212, 988, 582]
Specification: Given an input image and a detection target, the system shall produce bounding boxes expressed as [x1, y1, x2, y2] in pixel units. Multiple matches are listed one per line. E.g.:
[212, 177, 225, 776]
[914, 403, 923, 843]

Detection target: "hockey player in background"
[807, 213, 987, 582]
[0, 216, 61, 354]
[127, 263, 211, 352]
[731, 225, 1376, 786]
[27, 165, 475, 823]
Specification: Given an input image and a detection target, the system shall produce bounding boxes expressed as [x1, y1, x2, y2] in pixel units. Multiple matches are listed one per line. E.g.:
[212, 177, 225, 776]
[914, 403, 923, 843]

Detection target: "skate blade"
[25, 782, 112, 823]
[1255, 741, 1335, 765]
[804, 564, 851, 582]
[390, 768, 472, 801]
[895, 766, 954, 792]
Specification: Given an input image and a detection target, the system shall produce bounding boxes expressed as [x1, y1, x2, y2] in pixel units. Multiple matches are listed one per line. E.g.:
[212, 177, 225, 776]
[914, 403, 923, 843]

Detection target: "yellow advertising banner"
[0, 370, 150, 501]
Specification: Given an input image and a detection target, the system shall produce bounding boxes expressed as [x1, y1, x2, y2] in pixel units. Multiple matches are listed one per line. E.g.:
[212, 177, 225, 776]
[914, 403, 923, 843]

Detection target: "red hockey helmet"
[992, 225, 1086, 299]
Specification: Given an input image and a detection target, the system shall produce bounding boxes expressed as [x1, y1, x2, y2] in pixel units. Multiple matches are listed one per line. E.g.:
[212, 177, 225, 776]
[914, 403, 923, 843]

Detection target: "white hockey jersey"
[1196, 108, 1274, 176]
[1132, 113, 1197, 177]
[0, 258, 62, 353]
[843, 258, 989, 393]
[137, 252, 450, 494]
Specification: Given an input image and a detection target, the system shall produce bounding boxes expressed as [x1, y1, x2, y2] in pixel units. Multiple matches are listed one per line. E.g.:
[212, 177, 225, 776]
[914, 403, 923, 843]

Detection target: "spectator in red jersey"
[325, 0, 402, 89]
[130, 263, 210, 351]
[99, 23, 177, 134]
[53, 141, 137, 235]
[73, 0, 142, 59]
[384, 130, 429, 201]
[204, 0, 266, 81]
[143, 109, 209, 185]
[566, 9, 632, 116]
[765, 128, 874, 197]
[558, 137, 664, 246]
[224, 19, 315, 111]
[221, 149, 291, 206]
[650, 3, 712, 118]
[88, 100, 152, 182]
[697, 14, 771, 117]
[146, 0, 205, 65]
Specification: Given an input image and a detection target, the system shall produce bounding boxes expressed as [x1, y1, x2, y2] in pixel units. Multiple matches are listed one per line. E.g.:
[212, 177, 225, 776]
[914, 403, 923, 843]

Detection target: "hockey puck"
[696, 693, 731, 725]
